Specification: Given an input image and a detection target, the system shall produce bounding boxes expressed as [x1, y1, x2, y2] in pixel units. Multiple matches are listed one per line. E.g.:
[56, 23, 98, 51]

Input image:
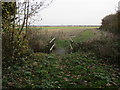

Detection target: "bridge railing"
[47, 37, 56, 53]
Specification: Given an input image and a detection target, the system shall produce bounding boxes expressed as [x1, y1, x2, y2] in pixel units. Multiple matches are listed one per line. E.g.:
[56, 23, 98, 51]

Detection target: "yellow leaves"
[23, 45, 27, 48]
[6, 11, 9, 14]
[2, 3, 4, 5]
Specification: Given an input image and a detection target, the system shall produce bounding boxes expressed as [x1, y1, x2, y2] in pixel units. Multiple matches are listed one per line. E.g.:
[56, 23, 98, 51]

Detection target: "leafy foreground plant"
[3, 52, 120, 89]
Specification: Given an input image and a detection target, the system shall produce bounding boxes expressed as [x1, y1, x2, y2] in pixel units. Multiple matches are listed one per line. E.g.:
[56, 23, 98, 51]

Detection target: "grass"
[55, 40, 70, 48]
[72, 29, 95, 43]
[54, 29, 97, 48]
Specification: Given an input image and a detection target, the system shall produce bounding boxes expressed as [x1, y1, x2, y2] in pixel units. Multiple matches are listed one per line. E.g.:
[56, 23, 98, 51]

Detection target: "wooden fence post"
[69, 38, 74, 53]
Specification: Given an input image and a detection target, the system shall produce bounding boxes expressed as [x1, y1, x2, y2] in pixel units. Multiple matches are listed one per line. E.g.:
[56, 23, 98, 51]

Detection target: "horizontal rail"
[47, 37, 56, 53]
[49, 37, 56, 44]
[50, 43, 55, 52]
[70, 38, 74, 43]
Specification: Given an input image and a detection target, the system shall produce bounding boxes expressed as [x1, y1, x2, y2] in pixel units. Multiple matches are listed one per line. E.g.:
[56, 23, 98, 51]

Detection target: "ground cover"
[3, 52, 120, 88]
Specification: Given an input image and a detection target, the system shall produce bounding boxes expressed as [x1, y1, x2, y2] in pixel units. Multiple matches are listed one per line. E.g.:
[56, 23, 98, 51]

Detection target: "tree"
[117, 11, 120, 33]
[2, 0, 53, 67]
[16, 0, 53, 34]
[100, 13, 119, 34]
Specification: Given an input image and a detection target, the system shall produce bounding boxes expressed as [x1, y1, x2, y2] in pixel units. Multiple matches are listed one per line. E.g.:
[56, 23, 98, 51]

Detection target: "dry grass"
[27, 29, 51, 52]
[26, 27, 93, 52]
[27, 27, 96, 40]
[27, 27, 109, 53]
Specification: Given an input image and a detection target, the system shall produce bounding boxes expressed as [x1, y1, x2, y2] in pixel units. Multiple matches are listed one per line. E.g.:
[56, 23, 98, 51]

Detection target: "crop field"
[28, 26, 100, 40]
[28, 26, 99, 29]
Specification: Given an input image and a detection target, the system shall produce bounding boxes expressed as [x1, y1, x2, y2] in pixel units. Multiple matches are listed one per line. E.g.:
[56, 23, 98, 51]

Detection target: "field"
[27, 26, 100, 45]
[3, 26, 120, 88]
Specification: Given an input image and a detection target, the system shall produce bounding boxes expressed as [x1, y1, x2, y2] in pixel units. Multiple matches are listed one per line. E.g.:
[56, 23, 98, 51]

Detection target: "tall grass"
[27, 29, 49, 52]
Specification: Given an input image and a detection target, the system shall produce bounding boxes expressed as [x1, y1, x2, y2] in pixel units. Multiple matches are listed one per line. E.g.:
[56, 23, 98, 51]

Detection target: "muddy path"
[54, 47, 68, 55]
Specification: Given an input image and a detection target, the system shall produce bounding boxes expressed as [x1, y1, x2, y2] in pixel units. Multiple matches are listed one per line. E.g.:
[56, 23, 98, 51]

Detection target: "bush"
[2, 29, 31, 68]
[100, 12, 120, 35]
[27, 30, 50, 53]
[71, 32, 120, 66]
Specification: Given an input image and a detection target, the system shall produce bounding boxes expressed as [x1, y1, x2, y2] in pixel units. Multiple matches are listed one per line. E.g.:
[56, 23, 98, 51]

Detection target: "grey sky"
[34, 0, 119, 25]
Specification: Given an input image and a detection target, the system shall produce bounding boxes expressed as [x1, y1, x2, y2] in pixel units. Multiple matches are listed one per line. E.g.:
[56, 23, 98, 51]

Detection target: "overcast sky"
[33, 0, 119, 25]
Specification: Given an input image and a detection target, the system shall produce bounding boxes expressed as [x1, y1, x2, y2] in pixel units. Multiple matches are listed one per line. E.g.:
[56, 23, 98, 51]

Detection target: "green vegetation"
[71, 32, 120, 66]
[100, 11, 120, 35]
[55, 40, 70, 48]
[3, 52, 120, 88]
[2, 1, 120, 89]
[72, 29, 95, 43]
[2, 2, 31, 68]
[3, 26, 120, 89]
[2, 2, 16, 30]
[55, 29, 96, 48]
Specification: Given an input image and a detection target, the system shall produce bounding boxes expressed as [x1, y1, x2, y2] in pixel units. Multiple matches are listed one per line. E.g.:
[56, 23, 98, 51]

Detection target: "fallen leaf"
[8, 82, 14, 86]
[106, 83, 112, 87]
[63, 77, 69, 81]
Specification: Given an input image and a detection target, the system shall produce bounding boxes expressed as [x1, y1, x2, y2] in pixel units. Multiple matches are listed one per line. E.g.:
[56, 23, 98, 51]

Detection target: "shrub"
[27, 30, 50, 53]
[2, 29, 31, 68]
[100, 12, 120, 35]
[71, 32, 120, 66]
